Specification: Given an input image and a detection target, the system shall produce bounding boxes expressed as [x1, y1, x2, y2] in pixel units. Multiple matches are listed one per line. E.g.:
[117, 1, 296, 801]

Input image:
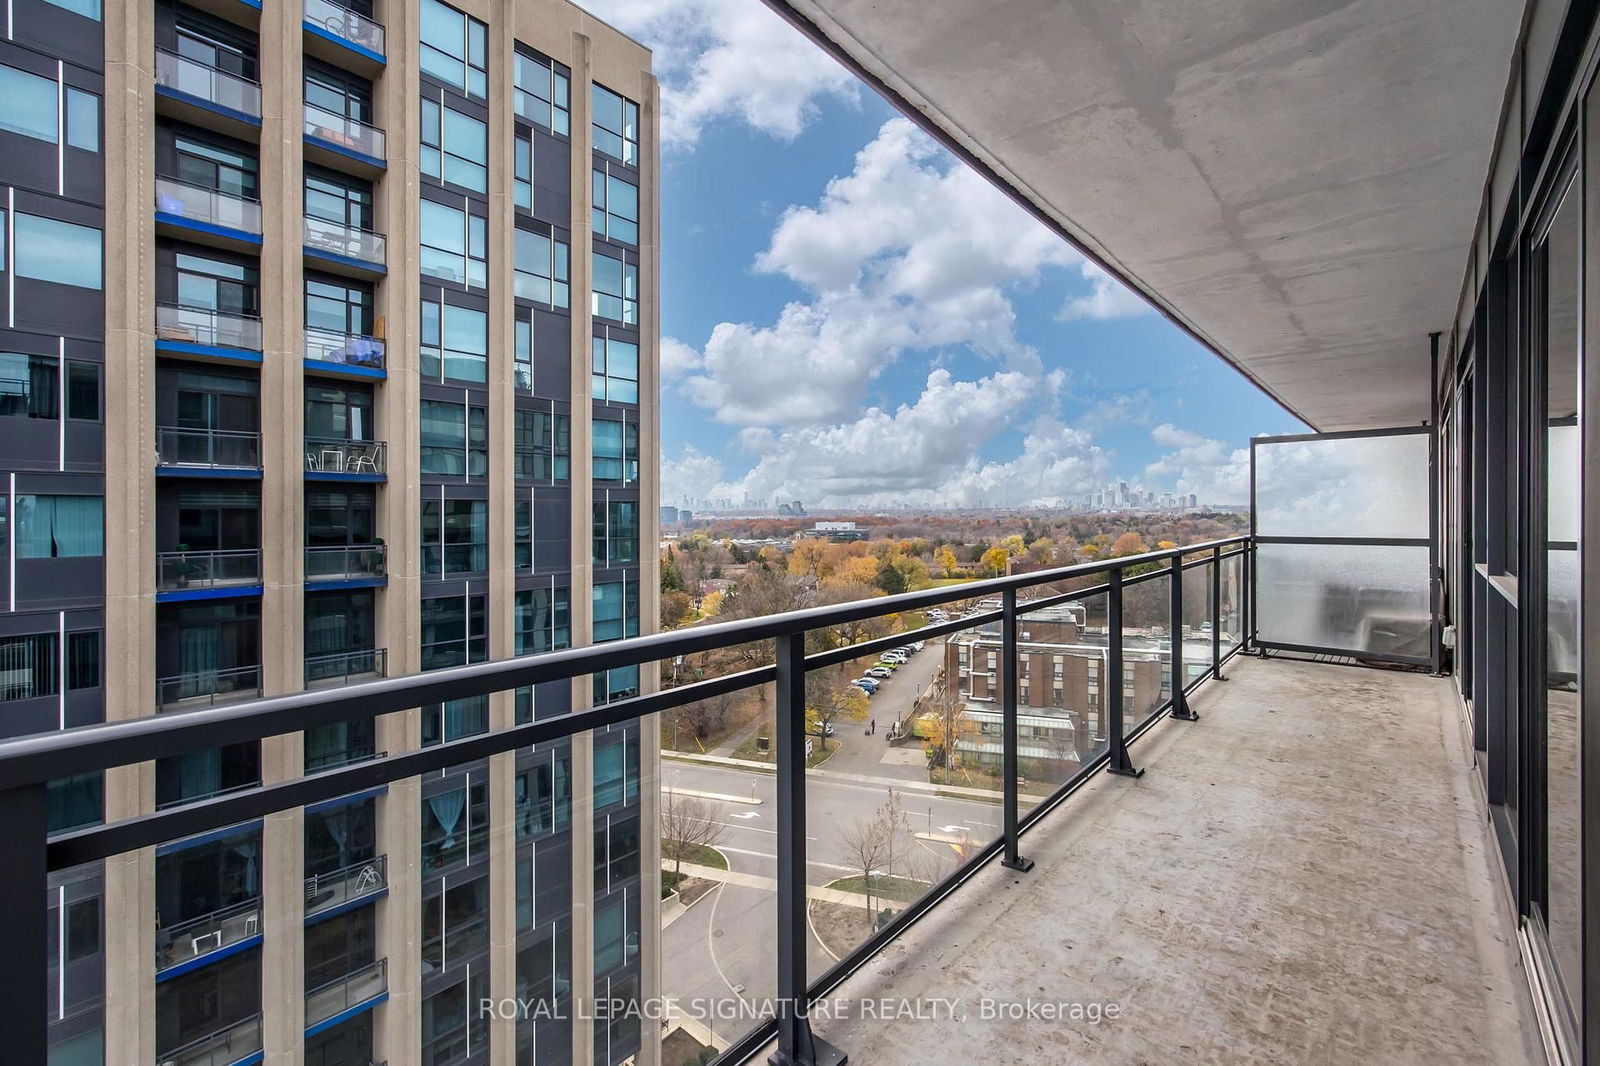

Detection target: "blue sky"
[586, 1, 1306, 508]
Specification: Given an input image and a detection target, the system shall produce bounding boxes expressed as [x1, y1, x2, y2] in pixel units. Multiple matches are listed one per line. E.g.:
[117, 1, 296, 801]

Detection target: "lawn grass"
[732, 731, 838, 768]
[825, 873, 931, 902]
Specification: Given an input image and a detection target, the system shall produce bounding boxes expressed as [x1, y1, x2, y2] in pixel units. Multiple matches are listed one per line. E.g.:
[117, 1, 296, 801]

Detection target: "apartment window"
[515, 500, 532, 570]
[305, 487, 376, 548]
[592, 168, 639, 245]
[421, 971, 489, 1066]
[13, 215, 102, 289]
[515, 317, 533, 392]
[420, 198, 487, 289]
[305, 383, 374, 442]
[0, 64, 99, 151]
[595, 813, 641, 891]
[174, 129, 256, 197]
[176, 17, 256, 80]
[422, 498, 487, 574]
[594, 732, 639, 808]
[515, 751, 571, 838]
[306, 275, 375, 341]
[422, 97, 488, 193]
[593, 579, 638, 642]
[514, 409, 569, 483]
[419, 399, 487, 477]
[304, 798, 377, 880]
[514, 227, 569, 308]
[304, 589, 376, 663]
[43, 0, 101, 18]
[592, 500, 639, 567]
[592, 419, 638, 483]
[514, 133, 532, 211]
[305, 715, 375, 772]
[515, 587, 570, 655]
[422, 696, 488, 747]
[15, 495, 102, 557]
[420, 0, 487, 98]
[514, 51, 569, 134]
[305, 167, 373, 229]
[420, 594, 487, 670]
[591, 83, 639, 165]
[0, 633, 57, 701]
[591, 252, 638, 326]
[592, 334, 639, 404]
[420, 778, 489, 875]
[423, 876, 490, 972]
[171, 247, 257, 315]
[421, 296, 487, 383]
[154, 826, 260, 927]
[594, 889, 638, 975]
[594, 664, 640, 705]
[305, 907, 376, 991]
[0, 353, 100, 421]
[305, 62, 373, 124]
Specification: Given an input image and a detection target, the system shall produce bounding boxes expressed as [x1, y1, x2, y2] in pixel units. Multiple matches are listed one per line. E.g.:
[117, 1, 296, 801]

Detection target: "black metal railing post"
[1169, 554, 1197, 721]
[1000, 588, 1033, 871]
[1211, 545, 1226, 680]
[0, 783, 48, 1064]
[770, 632, 846, 1066]
[1105, 569, 1143, 778]
[1242, 541, 1254, 654]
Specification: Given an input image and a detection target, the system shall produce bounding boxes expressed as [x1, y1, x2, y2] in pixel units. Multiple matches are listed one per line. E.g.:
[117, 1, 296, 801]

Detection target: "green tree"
[876, 557, 909, 595]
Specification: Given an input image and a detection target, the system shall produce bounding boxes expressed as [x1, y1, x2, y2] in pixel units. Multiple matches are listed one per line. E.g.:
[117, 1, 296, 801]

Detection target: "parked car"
[882, 653, 909, 664]
[910, 641, 926, 652]
[864, 666, 892, 679]
[852, 678, 880, 693]
[873, 660, 901, 671]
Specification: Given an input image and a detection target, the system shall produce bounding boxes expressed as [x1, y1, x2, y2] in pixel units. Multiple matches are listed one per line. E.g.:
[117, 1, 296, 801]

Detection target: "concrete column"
[101, 0, 158, 1062]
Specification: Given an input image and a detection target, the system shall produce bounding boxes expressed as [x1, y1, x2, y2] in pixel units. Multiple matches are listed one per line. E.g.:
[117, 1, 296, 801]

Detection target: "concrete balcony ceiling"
[769, 0, 1525, 430]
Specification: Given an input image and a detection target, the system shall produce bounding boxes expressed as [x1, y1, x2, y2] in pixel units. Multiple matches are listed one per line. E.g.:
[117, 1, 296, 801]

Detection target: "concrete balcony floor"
[807, 656, 1542, 1064]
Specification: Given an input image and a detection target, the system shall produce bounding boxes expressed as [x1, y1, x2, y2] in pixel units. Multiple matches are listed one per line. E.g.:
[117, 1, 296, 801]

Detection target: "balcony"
[156, 302, 263, 359]
[155, 898, 261, 974]
[305, 855, 388, 917]
[304, 327, 386, 377]
[303, 102, 386, 170]
[305, 959, 387, 1032]
[304, 215, 387, 274]
[155, 427, 262, 473]
[153, 48, 262, 127]
[305, 647, 387, 686]
[157, 1013, 262, 1066]
[156, 549, 263, 595]
[156, 664, 262, 709]
[303, 0, 386, 64]
[304, 436, 386, 479]
[154, 176, 262, 245]
[305, 543, 387, 583]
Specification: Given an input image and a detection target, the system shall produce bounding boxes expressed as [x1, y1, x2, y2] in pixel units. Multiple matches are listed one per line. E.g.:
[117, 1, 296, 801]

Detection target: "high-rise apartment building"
[3, 1, 659, 1064]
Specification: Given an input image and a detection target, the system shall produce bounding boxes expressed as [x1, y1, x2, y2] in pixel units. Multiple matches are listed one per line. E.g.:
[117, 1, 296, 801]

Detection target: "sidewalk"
[665, 748, 1047, 803]
[667, 860, 876, 909]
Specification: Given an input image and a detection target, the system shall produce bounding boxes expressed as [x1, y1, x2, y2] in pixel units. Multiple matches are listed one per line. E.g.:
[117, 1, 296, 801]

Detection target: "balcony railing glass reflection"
[154, 48, 262, 119]
[304, 215, 387, 267]
[156, 549, 262, 592]
[157, 302, 263, 352]
[304, 102, 385, 161]
[155, 898, 260, 972]
[156, 664, 262, 709]
[305, 327, 386, 372]
[304, 0, 386, 57]
[305, 543, 387, 581]
[305, 854, 387, 916]
[305, 647, 387, 685]
[157, 1013, 262, 1066]
[154, 176, 262, 236]
[305, 958, 387, 1030]
[156, 427, 261, 470]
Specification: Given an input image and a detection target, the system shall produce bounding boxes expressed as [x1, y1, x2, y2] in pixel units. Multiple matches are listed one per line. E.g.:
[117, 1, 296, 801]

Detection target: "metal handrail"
[303, 215, 388, 266]
[304, 543, 388, 579]
[155, 549, 263, 592]
[155, 664, 263, 709]
[0, 536, 1252, 1065]
[304, 648, 388, 685]
[304, 854, 388, 915]
[304, 326, 387, 370]
[154, 48, 262, 118]
[303, 435, 388, 474]
[156, 1011, 263, 1066]
[304, 958, 387, 1028]
[155, 426, 262, 469]
[155, 896, 261, 971]
[154, 175, 263, 235]
[156, 302, 263, 351]
[303, 101, 386, 160]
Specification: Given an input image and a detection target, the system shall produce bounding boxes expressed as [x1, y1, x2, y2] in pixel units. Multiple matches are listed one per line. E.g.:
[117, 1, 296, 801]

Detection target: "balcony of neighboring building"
[303, 102, 385, 175]
[155, 302, 263, 364]
[154, 175, 262, 250]
[156, 1012, 262, 1066]
[305, 958, 388, 1036]
[153, 47, 262, 136]
[303, 0, 386, 71]
[304, 215, 388, 278]
[154, 596, 262, 711]
[305, 855, 388, 919]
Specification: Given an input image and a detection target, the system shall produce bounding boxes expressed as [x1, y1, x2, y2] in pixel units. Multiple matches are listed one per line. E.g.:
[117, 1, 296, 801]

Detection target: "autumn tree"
[978, 546, 1011, 577]
[661, 793, 725, 879]
[815, 577, 890, 649]
[922, 685, 972, 769]
[999, 534, 1026, 557]
[1111, 532, 1149, 557]
[1025, 537, 1055, 566]
[661, 590, 694, 629]
[935, 546, 960, 578]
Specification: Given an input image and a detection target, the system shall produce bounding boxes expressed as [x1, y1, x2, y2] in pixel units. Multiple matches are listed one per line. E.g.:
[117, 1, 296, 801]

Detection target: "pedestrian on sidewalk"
[870, 718, 876, 735]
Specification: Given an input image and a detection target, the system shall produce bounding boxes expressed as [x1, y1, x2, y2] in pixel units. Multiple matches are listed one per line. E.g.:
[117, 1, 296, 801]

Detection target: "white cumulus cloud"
[1058, 262, 1153, 322]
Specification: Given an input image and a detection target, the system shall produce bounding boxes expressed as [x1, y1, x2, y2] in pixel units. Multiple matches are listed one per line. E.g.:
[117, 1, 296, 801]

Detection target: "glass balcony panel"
[304, 215, 387, 267]
[157, 1013, 263, 1066]
[156, 427, 261, 469]
[155, 176, 262, 235]
[304, 0, 386, 56]
[305, 855, 388, 917]
[305, 327, 387, 371]
[156, 664, 262, 709]
[304, 102, 386, 161]
[157, 302, 263, 351]
[304, 435, 388, 474]
[1009, 591, 1109, 816]
[305, 543, 387, 581]
[154, 48, 262, 118]
[1255, 542, 1432, 657]
[155, 898, 261, 972]
[305, 959, 387, 1030]
[156, 549, 262, 592]
[304, 647, 387, 686]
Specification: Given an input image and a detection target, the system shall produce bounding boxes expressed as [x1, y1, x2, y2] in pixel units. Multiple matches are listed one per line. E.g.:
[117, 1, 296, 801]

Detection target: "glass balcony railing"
[305, 543, 387, 581]
[305, 647, 387, 685]
[157, 1013, 263, 1066]
[305, 855, 388, 917]
[156, 427, 261, 469]
[154, 48, 262, 119]
[304, 0, 386, 56]
[304, 436, 387, 475]
[156, 664, 262, 709]
[156, 549, 262, 592]
[155, 176, 262, 235]
[304, 102, 385, 161]
[304, 215, 387, 266]
[155, 898, 261, 972]
[304, 327, 386, 371]
[157, 302, 263, 352]
[305, 958, 387, 1030]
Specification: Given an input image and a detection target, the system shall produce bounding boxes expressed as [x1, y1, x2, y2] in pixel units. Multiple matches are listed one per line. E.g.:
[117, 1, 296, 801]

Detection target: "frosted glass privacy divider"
[1254, 432, 1430, 539]
[1255, 543, 1431, 658]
